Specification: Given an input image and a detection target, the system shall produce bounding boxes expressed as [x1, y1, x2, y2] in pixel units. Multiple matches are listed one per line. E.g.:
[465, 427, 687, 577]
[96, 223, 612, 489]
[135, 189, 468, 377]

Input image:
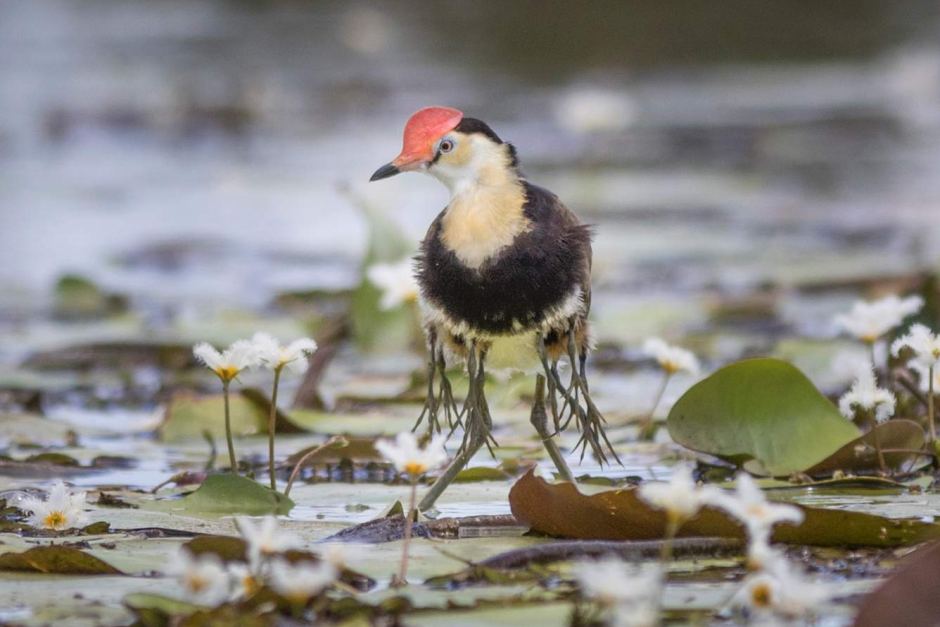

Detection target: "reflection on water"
[1, 1, 939, 321]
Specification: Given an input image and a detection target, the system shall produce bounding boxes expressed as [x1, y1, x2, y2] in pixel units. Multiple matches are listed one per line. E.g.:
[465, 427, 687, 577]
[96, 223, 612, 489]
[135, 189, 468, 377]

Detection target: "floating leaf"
[853, 541, 940, 627]
[160, 392, 266, 442]
[667, 358, 860, 475]
[23, 452, 80, 466]
[183, 535, 247, 562]
[806, 419, 928, 476]
[0, 546, 123, 575]
[349, 195, 418, 352]
[286, 437, 380, 466]
[509, 470, 940, 547]
[454, 467, 512, 483]
[178, 474, 294, 515]
[123, 593, 203, 625]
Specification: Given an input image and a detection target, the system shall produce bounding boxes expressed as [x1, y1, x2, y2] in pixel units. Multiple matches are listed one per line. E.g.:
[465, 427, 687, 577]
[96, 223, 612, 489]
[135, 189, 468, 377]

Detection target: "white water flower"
[375, 431, 448, 477]
[575, 558, 662, 609]
[18, 481, 88, 531]
[227, 562, 261, 600]
[167, 550, 231, 606]
[637, 466, 714, 524]
[235, 516, 303, 566]
[891, 323, 940, 369]
[554, 87, 637, 135]
[193, 339, 259, 382]
[366, 258, 419, 310]
[642, 338, 700, 376]
[834, 295, 923, 343]
[250, 332, 317, 375]
[705, 474, 803, 551]
[910, 361, 940, 393]
[837, 364, 897, 424]
[732, 553, 830, 618]
[268, 558, 337, 603]
[745, 533, 787, 572]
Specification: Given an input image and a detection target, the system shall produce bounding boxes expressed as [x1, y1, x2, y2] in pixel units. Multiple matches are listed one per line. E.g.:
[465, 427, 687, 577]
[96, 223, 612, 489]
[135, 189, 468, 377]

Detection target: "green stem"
[648, 373, 672, 421]
[268, 367, 282, 490]
[222, 380, 238, 474]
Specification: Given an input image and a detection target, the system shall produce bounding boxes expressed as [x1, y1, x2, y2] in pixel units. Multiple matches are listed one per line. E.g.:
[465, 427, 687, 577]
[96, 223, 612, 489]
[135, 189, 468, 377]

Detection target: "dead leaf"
[806, 419, 928, 476]
[854, 541, 940, 627]
[0, 546, 123, 575]
[509, 470, 940, 547]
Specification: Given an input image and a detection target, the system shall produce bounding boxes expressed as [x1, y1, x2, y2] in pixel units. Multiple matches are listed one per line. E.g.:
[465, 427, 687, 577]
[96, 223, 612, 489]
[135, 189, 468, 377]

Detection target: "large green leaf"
[348, 196, 418, 353]
[178, 475, 294, 515]
[667, 358, 860, 475]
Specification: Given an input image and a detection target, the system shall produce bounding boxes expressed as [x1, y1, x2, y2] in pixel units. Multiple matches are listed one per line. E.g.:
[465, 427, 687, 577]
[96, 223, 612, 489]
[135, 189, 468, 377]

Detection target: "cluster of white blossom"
[169, 515, 339, 607]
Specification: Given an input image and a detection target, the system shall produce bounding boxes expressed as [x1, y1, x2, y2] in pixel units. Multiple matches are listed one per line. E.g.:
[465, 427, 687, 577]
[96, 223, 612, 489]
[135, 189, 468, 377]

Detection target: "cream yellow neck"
[433, 136, 528, 269]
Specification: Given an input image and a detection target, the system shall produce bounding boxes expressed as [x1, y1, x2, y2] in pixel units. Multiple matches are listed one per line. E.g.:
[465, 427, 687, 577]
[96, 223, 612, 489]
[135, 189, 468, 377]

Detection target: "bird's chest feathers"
[440, 183, 529, 269]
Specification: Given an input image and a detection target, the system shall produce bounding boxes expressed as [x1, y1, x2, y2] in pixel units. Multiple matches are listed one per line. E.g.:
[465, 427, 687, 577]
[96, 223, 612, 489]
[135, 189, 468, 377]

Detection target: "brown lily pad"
[854, 541, 940, 627]
[508, 470, 940, 547]
[0, 546, 123, 575]
[805, 419, 928, 476]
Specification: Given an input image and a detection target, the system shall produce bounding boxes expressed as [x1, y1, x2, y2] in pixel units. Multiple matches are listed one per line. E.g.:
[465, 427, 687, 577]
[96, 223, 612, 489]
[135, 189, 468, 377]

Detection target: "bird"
[370, 106, 618, 509]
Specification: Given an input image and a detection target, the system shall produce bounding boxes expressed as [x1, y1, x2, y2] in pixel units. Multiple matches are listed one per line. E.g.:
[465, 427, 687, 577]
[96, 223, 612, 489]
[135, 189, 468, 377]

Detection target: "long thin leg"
[538, 330, 621, 465]
[414, 329, 463, 437]
[530, 374, 575, 482]
[419, 341, 492, 510]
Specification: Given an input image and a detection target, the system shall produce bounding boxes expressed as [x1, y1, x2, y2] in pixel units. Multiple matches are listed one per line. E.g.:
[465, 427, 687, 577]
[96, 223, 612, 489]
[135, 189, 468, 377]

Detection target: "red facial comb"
[394, 106, 464, 167]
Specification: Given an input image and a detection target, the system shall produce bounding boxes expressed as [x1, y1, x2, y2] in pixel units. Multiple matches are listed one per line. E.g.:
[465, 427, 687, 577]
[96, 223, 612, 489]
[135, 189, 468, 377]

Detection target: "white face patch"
[430, 135, 529, 269]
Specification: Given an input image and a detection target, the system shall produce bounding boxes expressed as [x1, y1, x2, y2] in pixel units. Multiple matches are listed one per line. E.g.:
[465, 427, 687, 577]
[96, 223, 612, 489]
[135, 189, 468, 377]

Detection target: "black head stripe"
[452, 117, 519, 169]
[454, 118, 503, 144]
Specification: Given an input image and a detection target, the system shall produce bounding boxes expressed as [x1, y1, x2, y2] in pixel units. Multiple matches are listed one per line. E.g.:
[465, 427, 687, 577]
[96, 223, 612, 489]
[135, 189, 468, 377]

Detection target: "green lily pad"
[178, 474, 294, 515]
[0, 546, 123, 575]
[667, 358, 861, 476]
[455, 467, 513, 483]
[160, 389, 309, 442]
[349, 197, 419, 353]
[123, 593, 204, 624]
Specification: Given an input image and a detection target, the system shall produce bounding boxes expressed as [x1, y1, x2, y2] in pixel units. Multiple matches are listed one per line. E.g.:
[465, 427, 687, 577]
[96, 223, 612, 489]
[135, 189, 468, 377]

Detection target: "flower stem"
[872, 420, 887, 475]
[268, 367, 282, 491]
[868, 341, 878, 377]
[929, 365, 936, 444]
[643, 373, 672, 434]
[395, 478, 418, 587]
[659, 514, 681, 563]
[222, 379, 238, 474]
[283, 435, 346, 498]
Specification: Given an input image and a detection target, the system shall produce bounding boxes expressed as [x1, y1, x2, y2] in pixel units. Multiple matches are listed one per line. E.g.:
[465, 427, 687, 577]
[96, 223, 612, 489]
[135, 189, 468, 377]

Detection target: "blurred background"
[2, 0, 940, 400]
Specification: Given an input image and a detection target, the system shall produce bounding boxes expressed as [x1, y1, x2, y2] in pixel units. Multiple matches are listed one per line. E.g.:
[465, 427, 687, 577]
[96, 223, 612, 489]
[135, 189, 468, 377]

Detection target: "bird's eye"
[439, 138, 455, 153]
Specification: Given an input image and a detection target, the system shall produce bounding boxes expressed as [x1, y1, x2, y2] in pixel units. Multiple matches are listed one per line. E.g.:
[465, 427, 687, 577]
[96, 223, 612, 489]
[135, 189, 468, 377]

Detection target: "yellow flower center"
[404, 461, 428, 476]
[662, 361, 679, 374]
[242, 575, 260, 597]
[751, 582, 773, 608]
[215, 366, 240, 382]
[187, 574, 208, 593]
[43, 510, 67, 530]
